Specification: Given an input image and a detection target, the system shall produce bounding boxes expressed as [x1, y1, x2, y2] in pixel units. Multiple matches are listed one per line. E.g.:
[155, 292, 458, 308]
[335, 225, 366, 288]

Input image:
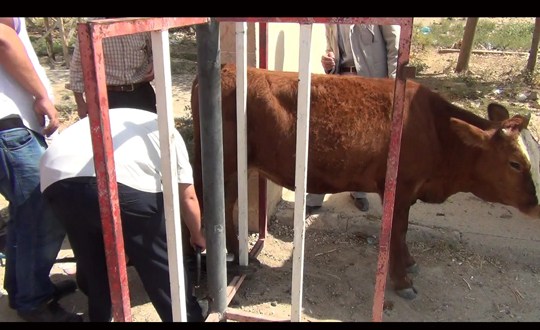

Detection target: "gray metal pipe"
[195, 18, 228, 317]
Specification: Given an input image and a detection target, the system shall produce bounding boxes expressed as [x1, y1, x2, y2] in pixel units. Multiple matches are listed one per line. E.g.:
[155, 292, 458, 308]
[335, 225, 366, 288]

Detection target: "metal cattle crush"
[77, 16, 414, 322]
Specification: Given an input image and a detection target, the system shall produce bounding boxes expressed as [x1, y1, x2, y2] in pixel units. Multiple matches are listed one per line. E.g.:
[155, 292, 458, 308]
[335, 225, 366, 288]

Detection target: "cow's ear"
[487, 103, 510, 121]
[450, 118, 490, 149]
[500, 115, 531, 137]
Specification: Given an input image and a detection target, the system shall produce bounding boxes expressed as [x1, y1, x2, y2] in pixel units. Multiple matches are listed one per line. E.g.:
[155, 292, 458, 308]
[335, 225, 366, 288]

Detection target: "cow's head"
[450, 103, 540, 218]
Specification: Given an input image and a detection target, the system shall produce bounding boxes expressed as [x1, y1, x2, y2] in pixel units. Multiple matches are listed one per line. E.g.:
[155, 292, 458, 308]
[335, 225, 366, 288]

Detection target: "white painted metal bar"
[235, 22, 249, 267]
[290, 23, 313, 322]
[151, 30, 187, 322]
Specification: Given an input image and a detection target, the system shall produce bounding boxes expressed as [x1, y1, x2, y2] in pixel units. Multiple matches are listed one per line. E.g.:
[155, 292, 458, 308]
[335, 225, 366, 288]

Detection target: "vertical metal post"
[195, 18, 228, 317]
[258, 22, 269, 242]
[78, 22, 131, 322]
[151, 29, 188, 322]
[290, 23, 313, 322]
[236, 22, 249, 267]
[372, 18, 414, 322]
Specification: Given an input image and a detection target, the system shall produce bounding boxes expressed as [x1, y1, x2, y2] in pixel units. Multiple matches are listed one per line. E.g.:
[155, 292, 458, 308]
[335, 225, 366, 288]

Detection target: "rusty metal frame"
[214, 17, 415, 322]
[79, 16, 414, 322]
[78, 17, 210, 322]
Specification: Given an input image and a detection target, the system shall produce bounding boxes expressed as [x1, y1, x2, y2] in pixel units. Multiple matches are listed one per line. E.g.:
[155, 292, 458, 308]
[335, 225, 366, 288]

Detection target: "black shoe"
[305, 205, 321, 217]
[351, 195, 369, 212]
[17, 299, 83, 322]
[53, 279, 78, 301]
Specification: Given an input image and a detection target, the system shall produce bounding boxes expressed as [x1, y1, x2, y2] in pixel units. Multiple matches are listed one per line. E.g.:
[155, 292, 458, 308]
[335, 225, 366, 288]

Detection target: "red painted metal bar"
[78, 22, 131, 322]
[86, 17, 210, 38]
[258, 22, 269, 242]
[79, 17, 210, 322]
[216, 17, 415, 322]
[372, 18, 414, 322]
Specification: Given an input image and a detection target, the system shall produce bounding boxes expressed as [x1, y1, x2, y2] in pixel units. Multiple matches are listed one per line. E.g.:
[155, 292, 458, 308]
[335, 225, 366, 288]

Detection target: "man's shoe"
[53, 279, 78, 301]
[351, 195, 370, 212]
[17, 299, 83, 322]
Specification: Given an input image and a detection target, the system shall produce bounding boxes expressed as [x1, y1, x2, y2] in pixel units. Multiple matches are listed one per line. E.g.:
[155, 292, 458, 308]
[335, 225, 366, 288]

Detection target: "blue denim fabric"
[0, 127, 66, 311]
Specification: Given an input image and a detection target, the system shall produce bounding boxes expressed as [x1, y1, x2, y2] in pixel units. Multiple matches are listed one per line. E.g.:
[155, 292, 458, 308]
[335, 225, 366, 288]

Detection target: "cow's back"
[217, 63, 442, 196]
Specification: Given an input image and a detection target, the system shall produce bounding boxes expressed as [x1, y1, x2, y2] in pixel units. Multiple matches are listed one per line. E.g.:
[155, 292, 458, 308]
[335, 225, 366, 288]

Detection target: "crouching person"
[38, 108, 206, 322]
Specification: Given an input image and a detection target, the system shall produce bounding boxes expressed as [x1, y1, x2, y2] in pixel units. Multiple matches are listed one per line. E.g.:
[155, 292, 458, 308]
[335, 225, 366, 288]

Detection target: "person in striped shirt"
[67, 18, 157, 119]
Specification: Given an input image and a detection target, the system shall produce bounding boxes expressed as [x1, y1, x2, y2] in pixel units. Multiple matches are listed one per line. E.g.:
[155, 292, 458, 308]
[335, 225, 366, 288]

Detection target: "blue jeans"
[0, 127, 66, 311]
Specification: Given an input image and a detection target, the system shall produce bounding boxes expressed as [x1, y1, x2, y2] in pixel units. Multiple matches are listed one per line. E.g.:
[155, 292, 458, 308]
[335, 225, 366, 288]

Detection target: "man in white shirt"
[40, 108, 206, 322]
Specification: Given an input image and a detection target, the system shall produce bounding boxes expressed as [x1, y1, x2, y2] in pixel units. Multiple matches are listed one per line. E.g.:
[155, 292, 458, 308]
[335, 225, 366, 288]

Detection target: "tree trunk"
[455, 17, 479, 73]
[57, 17, 71, 68]
[43, 17, 56, 62]
[526, 17, 540, 72]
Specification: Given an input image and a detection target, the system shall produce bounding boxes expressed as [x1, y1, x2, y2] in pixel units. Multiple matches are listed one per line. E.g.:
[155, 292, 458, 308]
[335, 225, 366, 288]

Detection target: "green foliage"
[409, 58, 429, 74]
[413, 19, 466, 48]
[30, 35, 75, 57]
[413, 19, 536, 51]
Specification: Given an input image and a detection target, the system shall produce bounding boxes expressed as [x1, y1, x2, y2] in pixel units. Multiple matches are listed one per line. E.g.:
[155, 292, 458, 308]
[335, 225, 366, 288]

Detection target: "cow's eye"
[510, 162, 521, 171]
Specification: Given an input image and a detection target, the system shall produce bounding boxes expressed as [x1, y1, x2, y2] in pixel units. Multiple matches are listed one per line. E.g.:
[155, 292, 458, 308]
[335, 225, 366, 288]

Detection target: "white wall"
[265, 23, 327, 74]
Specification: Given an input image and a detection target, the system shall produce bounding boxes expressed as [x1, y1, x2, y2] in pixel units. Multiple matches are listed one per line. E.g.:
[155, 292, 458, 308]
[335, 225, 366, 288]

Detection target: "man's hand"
[33, 96, 59, 136]
[190, 232, 206, 252]
[76, 102, 88, 119]
[321, 51, 336, 73]
[73, 92, 88, 118]
[142, 63, 154, 82]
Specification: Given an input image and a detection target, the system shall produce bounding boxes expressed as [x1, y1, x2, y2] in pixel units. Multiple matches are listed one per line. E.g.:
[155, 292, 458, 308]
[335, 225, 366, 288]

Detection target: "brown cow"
[190, 63, 540, 300]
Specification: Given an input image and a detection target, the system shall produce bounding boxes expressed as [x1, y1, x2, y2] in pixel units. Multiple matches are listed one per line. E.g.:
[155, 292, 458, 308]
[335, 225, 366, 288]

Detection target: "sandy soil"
[1, 17, 540, 322]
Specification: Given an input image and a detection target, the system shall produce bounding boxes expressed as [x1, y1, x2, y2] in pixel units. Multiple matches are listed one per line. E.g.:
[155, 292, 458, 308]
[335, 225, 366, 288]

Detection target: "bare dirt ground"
[2, 17, 540, 322]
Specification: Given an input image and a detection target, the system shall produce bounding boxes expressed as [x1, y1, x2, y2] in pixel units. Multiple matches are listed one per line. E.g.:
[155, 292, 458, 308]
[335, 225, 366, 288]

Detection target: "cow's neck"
[423, 103, 494, 202]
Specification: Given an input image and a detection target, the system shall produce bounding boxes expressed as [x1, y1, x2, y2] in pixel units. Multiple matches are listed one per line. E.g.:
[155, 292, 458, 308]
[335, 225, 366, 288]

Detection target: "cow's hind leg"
[223, 173, 260, 275]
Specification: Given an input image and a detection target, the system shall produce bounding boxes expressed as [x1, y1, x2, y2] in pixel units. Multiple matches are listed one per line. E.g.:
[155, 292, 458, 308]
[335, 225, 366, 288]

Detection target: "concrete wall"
[219, 21, 327, 231]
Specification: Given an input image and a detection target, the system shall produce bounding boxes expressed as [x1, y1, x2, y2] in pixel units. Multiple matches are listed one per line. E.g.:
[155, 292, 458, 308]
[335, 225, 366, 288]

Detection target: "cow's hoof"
[406, 263, 419, 274]
[395, 286, 418, 300]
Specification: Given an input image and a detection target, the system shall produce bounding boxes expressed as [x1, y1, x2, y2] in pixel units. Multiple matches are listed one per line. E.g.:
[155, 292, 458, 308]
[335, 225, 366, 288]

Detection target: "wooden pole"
[526, 17, 540, 72]
[57, 17, 71, 68]
[43, 17, 56, 62]
[455, 17, 479, 73]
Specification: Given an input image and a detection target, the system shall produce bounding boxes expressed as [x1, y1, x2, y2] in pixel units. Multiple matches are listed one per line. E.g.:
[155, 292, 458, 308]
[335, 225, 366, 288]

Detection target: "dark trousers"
[108, 82, 157, 113]
[43, 178, 203, 322]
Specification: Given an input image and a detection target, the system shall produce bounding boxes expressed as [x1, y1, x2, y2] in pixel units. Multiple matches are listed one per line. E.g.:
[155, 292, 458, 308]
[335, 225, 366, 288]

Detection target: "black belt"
[106, 81, 147, 92]
[341, 66, 357, 73]
[0, 117, 25, 131]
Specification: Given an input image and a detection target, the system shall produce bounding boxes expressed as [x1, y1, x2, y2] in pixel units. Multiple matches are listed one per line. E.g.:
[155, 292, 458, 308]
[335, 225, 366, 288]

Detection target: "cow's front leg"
[389, 204, 418, 299]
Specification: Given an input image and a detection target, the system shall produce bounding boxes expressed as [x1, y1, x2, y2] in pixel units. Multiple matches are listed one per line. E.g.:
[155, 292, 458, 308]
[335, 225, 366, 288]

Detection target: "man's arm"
[66, 40, 89, 118]
[380, 25, 401, 78]
[0, 23, 50, 100]
[178, 183, 206, 251]
[323, 24, 339, 74]
[0, 23, 59, 136]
